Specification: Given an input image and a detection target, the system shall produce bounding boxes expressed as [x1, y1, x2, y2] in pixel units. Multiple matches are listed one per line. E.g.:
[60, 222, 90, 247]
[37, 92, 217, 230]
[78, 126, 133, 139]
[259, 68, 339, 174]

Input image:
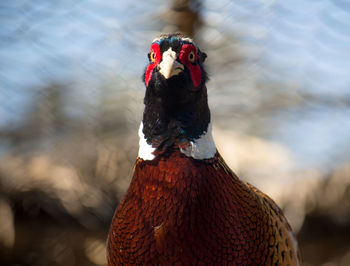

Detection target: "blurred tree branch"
[163, 0, 202, 37]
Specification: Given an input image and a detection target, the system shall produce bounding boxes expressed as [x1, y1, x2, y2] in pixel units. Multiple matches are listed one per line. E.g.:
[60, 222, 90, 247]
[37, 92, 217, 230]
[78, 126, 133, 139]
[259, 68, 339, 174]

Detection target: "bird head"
[143, 33, 208, 106]
[140, 33, 215, 160]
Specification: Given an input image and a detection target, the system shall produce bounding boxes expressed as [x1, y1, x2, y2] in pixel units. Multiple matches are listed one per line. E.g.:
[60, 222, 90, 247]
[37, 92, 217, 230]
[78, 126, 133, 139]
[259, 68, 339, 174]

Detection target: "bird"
[107, 33, 301, 265]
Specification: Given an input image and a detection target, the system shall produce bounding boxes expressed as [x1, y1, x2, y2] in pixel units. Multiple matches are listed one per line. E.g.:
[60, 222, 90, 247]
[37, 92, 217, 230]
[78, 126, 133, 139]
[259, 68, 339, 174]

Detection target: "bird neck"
[138, 86, 216, 160]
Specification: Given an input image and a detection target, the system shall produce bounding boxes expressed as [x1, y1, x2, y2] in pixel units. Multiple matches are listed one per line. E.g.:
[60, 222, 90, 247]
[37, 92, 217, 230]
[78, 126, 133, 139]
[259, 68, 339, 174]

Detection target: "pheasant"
[107, 33, 301, 265]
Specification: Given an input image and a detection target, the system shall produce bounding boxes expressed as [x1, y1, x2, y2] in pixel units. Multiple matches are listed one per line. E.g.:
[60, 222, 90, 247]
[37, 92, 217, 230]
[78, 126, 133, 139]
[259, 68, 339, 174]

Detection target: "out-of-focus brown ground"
[1, 120, 350, 265]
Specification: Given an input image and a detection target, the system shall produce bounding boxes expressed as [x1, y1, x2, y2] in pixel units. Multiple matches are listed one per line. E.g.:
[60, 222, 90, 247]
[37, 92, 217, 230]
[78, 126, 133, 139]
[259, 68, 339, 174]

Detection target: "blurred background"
[1, 0, 350, 265]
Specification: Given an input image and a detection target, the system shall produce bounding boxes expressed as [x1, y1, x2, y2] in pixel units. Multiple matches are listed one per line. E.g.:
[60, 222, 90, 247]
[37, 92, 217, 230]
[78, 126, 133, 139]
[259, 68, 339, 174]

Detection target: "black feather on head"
[141, 33, 210, 154]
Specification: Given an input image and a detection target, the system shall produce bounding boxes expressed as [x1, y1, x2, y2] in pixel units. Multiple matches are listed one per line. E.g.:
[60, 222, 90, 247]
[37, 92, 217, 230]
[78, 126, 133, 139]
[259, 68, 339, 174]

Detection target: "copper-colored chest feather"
[107, 151, 300, 265]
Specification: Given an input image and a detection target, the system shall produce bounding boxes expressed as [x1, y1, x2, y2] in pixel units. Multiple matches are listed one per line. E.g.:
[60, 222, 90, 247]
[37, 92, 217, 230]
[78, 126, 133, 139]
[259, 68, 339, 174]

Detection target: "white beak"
[158, 48, 184, 79]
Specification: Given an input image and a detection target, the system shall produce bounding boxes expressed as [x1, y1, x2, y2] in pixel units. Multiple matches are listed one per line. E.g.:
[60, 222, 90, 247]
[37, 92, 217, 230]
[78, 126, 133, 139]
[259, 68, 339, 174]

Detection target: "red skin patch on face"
[179, 44, 202, 88]
[145, 43, 161, 86]
[145, 43, 202, 88]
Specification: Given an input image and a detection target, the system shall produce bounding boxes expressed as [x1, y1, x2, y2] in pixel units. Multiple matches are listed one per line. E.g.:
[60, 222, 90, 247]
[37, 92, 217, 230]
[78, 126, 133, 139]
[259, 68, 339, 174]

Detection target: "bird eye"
[188, 51, 195, 62]
[150, 51, 156, 62]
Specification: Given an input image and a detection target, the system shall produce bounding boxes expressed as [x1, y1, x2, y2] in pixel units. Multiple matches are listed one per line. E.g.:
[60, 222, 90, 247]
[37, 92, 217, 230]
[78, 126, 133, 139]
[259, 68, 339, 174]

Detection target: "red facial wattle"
[178, 44, 202, 88]
[145, 43, 161, 86]
[145, 43, 202, 88]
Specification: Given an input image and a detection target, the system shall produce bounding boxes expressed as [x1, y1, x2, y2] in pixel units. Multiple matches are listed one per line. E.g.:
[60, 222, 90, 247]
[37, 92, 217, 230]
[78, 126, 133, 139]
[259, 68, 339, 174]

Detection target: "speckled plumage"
[107, 150, 300, 265]
[107, 33, 301, 265]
